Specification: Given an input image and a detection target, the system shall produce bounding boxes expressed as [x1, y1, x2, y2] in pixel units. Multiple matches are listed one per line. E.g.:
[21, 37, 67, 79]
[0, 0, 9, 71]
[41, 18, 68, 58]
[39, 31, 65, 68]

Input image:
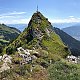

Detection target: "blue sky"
[0, 0, 80, 24]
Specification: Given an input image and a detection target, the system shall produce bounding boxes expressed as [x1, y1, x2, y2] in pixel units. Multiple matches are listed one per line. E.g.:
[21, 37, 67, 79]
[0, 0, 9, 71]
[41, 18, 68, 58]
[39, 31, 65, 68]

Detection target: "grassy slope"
[48, 60, 80, 80]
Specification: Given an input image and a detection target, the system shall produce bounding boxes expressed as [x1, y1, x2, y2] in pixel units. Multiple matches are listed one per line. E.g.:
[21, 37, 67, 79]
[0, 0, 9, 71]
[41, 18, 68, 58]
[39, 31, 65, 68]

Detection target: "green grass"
[0, 39, 9, 43]
[48, 60, 80, 80]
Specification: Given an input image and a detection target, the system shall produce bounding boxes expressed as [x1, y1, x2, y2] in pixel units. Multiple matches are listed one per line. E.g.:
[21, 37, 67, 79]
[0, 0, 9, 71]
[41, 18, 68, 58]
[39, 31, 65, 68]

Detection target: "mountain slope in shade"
[62, 24, 80, 41]
[0, 24, 21, 45]
[4, 11, 70, 58]
[54, 27, 80, 56]
[0, 24, 21, 53]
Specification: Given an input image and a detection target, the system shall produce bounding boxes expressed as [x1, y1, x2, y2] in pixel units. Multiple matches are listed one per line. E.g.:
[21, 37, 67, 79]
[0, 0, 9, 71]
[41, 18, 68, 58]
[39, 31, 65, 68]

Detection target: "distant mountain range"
[54, 27, 80, 56]
[53, 23, 78, 29]
[62, 24, 80, 41]
[7, 24, 27, 32]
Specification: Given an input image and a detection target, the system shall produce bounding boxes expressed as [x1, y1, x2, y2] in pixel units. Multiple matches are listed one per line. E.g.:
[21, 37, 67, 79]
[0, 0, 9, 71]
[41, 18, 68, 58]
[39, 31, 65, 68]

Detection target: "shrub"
[48, 61, 80, 80]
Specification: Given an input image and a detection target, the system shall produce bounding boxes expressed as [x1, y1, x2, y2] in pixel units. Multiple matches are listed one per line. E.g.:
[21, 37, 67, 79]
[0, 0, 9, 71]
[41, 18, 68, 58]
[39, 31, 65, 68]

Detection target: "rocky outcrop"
[0, 54, 12, 72]
[17, 47, 38, 64]
[0, 63, 10, 73]
[67, 55, 80, 64]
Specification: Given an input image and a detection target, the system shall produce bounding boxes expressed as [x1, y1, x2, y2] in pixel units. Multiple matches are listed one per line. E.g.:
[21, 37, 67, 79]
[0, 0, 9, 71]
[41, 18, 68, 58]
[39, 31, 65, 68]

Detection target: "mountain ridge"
[54, 27, 80, 56]
[62, 24, 80, 41]
[4, 11, 70, 58]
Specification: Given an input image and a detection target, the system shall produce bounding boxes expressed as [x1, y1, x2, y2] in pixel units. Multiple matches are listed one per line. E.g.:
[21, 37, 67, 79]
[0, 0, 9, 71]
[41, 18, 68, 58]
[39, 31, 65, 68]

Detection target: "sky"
[0, 0, 80, 24]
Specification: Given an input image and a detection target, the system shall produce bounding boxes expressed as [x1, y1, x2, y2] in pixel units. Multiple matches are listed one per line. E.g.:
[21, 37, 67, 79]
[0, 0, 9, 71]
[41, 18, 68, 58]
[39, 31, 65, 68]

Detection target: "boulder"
[0, 63, 10, 72]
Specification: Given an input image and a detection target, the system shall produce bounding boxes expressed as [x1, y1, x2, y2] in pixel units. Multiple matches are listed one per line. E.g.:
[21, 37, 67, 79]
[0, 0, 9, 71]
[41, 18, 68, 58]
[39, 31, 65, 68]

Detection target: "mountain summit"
[5, 11, 70, 57]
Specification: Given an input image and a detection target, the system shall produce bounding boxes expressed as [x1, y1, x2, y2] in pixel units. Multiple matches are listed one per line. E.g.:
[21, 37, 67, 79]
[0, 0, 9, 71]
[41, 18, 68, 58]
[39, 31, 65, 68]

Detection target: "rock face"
[0, 54, 12, 72]
[67, 55, 78, 63]
[25, 12, 53, 43]
[0, 63, 10, 72]
[0, 54, 12, 63]
[5, 11, 70, 58]
[2, 54, 12, 63]
[17, 47, 37, 64]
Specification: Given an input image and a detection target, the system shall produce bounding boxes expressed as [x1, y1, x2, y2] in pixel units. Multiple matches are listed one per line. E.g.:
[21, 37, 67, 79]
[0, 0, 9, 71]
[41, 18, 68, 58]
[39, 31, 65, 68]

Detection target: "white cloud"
[0, 11, 29, 24]
[0, 11, 26, 16]
[7, 11, 26, 15]
[0, 11, 26, 19]
[69, 16, 74, 18]
[8, 18, 30, 24]
[49, 16, 80, 23]
[1, 16, 80, 24]
[0, 18, 30, 24]
[0, 12, 80, 24]
[0, 15, 16, 19]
